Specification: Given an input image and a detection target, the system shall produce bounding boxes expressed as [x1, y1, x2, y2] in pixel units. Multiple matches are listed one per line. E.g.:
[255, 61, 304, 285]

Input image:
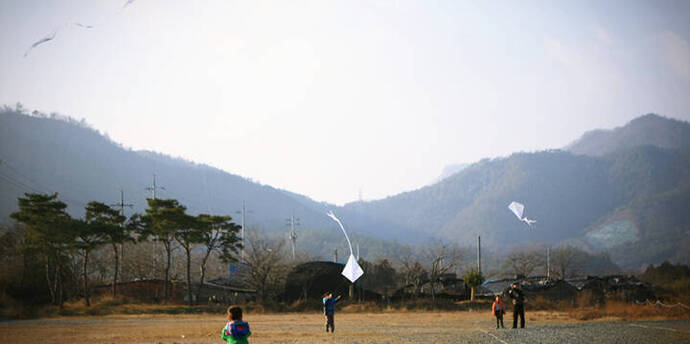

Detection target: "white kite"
[508, 201, 536, 227]
[24, 22, 93, 57]
[326, 211, 364, 283]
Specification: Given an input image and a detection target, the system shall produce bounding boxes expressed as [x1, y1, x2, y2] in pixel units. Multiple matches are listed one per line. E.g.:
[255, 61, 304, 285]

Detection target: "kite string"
[327, 211, 354, 257]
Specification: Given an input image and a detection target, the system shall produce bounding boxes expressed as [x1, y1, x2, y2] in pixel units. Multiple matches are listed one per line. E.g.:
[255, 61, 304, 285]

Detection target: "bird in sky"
[24, 22, 93, 58]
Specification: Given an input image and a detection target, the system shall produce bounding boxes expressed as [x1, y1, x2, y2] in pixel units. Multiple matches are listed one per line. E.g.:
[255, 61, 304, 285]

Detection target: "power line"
[0, 172, 42, 193]
[0, 158, 86, 208]
[0, 171, 85, 208]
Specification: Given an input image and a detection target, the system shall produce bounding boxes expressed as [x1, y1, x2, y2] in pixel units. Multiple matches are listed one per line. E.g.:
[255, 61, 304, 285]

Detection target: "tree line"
[3, 192, 242, 307]
[0, 193, 625, 311]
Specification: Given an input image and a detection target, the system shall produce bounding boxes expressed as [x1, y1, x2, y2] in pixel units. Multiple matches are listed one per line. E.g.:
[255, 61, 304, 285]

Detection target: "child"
[492, 295, 506, 329]
[222, 305, 251, 344]
[322, 292, 342, 333]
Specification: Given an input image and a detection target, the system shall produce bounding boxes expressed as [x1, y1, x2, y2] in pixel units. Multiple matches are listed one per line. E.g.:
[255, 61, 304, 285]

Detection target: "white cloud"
[659, 31, 690, 80]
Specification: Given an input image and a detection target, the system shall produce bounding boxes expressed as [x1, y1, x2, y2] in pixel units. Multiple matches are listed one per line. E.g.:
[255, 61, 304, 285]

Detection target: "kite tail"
[326, 211, 354, 256]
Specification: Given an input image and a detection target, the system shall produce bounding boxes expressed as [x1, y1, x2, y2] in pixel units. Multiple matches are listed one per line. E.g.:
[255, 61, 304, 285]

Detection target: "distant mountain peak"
[566, 114, 690, 156]
[429, 162, 470, 185]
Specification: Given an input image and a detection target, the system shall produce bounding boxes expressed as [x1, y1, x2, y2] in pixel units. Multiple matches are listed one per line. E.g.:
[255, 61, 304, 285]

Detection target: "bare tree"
[504, 248, 545, 278]
[399, 254, 428, 299]
[424, 240, 462, 304]
[551, 245, 587, 279]
[242, 231, 288, 303]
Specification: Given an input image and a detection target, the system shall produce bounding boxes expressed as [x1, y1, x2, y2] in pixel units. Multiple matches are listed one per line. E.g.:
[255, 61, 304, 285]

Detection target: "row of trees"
[1, 193, 623, 308]
[502, 244, 620, 279]
[7, 193, 242, 306]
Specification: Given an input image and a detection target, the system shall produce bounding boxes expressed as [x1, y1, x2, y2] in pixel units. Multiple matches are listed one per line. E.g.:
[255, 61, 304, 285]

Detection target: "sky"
[1, 0, 689, 205]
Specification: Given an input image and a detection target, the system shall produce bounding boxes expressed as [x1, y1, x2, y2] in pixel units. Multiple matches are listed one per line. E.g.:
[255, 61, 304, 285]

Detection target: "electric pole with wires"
[110, 188, 134, 216]
[145, 174, 166, 199]
[235, 201, 253, 260]
[109, 189, 134, 286]
[286, 213, 300, 260]
[145, 174, 166, 279]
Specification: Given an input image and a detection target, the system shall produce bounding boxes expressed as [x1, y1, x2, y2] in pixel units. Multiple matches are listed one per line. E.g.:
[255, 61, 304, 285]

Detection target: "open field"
[1, 311, 689, 344]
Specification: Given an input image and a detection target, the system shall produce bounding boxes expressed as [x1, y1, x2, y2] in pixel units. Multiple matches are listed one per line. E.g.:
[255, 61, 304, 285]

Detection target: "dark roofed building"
[282, 261, 380, 303]
[566, 275, 654, 302]
[482, 276, 578, 301]
[392, 273, 469, 301]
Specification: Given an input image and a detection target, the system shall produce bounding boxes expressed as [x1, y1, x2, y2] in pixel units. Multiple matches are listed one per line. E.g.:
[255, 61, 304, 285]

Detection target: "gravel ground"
[1, 313, 689, 343]
[318, 319, 690, 344]
[467, 320, 690, 344]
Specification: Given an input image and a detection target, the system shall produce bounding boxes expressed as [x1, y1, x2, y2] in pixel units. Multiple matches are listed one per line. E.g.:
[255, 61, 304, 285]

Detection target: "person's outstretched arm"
[221, 323, 231, 342]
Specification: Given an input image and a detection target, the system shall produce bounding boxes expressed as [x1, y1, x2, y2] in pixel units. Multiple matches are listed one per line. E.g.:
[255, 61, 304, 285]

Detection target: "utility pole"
[145, 175, 165, 279]
[145, 174, 166, 200]
[334, 248, 338, 263]
[286, 213, 300, 260]
[547, 247, 550, 279]
[477, 235, 481, 275]
[235, 201, 252, 260]
[110, 189, 133, 280]
[110, 189, 134, 217]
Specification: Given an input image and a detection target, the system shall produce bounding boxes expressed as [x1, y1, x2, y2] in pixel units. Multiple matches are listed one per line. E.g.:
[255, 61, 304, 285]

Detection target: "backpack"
[229, 321, 250, 338]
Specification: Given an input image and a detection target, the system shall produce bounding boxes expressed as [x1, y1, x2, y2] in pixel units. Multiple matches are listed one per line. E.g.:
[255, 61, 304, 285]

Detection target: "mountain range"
[1, 107, 689, 268]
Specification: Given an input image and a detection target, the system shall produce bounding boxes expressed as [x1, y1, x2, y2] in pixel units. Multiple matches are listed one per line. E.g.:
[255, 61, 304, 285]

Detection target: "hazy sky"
[1, 0, 689, 205]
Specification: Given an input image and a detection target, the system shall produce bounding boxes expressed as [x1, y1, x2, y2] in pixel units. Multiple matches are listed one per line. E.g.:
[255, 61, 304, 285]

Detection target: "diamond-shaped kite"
[342, 253, 364, 282]
[508, 201, 536, 227]
[326, 211, 364, 283]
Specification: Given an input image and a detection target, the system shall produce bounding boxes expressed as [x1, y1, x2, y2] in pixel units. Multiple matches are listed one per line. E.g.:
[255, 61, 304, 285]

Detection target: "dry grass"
[2, 305, 688, 344]
[569, 301, 690, 321]
[0, 310, 573, 344]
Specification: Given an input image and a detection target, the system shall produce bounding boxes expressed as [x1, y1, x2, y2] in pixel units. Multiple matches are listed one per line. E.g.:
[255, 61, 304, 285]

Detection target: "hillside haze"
[343, 114, 690, 268]
[1, 109, 689, 268]
[0, 108, 416, 261]
[566, 114, 690, 157]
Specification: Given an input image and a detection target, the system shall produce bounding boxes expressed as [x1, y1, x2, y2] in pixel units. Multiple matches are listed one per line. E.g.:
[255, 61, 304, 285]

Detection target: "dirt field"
[1, 311, 689, 344]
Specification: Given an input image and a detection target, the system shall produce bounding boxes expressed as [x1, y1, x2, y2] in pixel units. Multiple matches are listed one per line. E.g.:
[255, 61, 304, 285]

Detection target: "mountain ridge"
[2, 107, 689, 268]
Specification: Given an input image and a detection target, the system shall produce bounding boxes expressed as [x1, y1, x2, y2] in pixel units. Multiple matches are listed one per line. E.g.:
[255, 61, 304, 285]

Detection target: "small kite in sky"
[72, 22, 94, 29]
[327, 211, 364, 283]
[508, 201, 537, 227]
[122, 0, 137, 10]
[24, 30, 58, 57]
[24, 22, 93, 57]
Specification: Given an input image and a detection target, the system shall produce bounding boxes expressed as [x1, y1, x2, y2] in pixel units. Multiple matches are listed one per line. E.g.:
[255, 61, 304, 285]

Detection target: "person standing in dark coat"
[322, 292, 342, 333]
[507, 282, 526, 328]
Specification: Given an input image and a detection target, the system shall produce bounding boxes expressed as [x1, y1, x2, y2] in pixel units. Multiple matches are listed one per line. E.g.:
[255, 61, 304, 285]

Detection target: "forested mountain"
[566, 114, 690, 156]
[2, 108, 688, 268]
[343, 114, 690, 268]
[0, 108, 412, 262]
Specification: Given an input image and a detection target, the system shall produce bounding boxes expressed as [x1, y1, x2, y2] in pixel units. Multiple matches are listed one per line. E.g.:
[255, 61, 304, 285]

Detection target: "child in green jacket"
[222, 305, 251, 344]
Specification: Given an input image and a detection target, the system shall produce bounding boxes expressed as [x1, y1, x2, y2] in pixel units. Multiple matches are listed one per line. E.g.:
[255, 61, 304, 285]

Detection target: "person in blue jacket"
[322, 292, 342, 332]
